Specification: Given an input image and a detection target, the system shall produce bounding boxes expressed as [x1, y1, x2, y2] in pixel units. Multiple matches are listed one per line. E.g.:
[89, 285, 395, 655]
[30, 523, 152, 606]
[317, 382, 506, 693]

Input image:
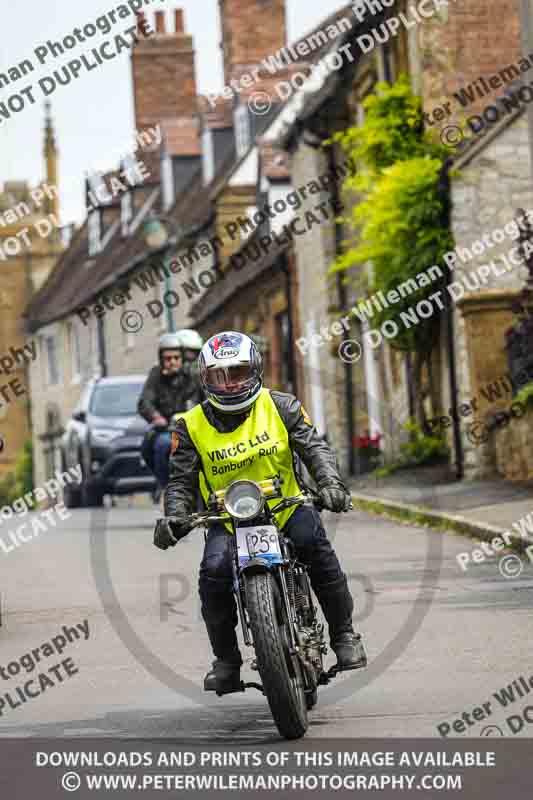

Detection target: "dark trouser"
[153, 432, 171, 488]
[198, 505, 354, 662]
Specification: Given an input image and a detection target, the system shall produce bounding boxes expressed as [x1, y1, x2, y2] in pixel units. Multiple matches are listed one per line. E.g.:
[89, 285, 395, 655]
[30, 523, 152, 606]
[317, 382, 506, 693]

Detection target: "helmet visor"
[205, 364, 253, 395]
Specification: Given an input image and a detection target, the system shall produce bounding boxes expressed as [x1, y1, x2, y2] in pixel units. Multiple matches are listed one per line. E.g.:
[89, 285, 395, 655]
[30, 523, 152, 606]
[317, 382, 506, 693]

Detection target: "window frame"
[235, 105, 251, 158]
[68, 320, 82, 384]
[44, 333, 61, 386]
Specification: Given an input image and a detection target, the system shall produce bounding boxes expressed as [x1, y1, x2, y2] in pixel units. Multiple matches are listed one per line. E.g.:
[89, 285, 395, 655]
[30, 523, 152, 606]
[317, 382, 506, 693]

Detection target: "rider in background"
[138, 333, 202, 489]
[154, 331, 367, 694]
[178, 329, 204, 379]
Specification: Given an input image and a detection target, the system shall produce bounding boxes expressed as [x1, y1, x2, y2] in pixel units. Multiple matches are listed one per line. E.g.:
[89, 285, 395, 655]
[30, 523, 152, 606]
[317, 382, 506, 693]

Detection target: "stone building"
[26, 0, 533, 489]
[24, 1, 309, 488]
[0, 104, 63, 481]
[273, 0, 533, 481]
[419, 0, 533, 479]
[270, 2, 413, 475]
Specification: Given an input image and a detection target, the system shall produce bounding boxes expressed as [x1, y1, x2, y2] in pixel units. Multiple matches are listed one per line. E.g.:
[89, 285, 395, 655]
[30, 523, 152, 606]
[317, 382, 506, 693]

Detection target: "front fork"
[277, 566, 299, 656]
[231, 554, 299, 656]
[230, 555, 253, 647]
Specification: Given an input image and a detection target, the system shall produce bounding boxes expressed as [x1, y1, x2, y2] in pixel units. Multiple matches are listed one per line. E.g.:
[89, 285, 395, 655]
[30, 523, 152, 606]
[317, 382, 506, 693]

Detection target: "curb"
[350, 491, 529, 555]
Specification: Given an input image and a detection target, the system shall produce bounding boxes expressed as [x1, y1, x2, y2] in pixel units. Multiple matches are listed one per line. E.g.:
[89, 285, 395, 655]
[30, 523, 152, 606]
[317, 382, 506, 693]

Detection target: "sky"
[0, 0, 348, 225]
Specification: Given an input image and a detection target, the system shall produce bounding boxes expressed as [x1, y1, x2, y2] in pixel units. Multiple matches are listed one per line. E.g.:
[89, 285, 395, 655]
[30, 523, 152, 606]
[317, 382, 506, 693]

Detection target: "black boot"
[331, 631, 367, 670]
[204, 650, 243, 694]
[314, 575, 367, 670]
[201, 589, 243, 694]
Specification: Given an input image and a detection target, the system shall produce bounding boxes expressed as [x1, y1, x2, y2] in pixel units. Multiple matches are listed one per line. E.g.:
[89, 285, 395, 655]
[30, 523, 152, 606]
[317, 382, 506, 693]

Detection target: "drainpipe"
[519, 0, 533, 180]
[441, 160, 463, 479]
[279, 252, 296, 395]
[97, 316, 108, 378]
[327, 145, 356, 476]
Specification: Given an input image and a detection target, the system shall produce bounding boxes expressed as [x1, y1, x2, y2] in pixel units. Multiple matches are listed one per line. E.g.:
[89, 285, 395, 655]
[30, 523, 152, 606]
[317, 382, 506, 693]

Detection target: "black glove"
[153, 518, 192, 550]
[318, 485, 352, 513]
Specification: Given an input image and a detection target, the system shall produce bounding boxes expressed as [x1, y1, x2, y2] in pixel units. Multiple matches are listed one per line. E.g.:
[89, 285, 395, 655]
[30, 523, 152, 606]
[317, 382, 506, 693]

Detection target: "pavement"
[350, 463, 533, 543]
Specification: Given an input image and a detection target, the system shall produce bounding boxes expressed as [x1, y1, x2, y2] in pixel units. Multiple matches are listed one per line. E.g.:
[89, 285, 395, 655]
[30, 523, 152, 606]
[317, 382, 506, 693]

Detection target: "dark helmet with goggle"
[199, 331, 263, 413]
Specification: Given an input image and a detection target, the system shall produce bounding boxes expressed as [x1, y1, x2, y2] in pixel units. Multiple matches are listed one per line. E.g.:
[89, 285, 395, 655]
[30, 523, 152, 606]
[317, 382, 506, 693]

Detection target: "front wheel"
[63, 480, 82, 509]
[81, 482, 104, 507]
[245, 572, 308, 739]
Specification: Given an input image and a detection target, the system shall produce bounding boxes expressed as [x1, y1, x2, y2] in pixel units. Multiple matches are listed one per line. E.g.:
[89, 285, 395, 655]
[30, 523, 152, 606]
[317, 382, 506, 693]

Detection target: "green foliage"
[514, 381, 533, 410]
[331, 75, 454, 352]
[333, 75, 431, 178]
[371, 419, 448, 477]
[372, 464, 398, 479]
[0, 441, 33, 507]
[399, 419, 448, 466]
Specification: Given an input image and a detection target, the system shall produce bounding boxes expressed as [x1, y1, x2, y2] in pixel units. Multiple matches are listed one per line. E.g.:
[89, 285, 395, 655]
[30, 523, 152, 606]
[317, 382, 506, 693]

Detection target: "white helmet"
[158, 332, 182, 370]
[177, 329, 204, 375]
[176, 329, 203, 352]
[199, 331, 263, 413]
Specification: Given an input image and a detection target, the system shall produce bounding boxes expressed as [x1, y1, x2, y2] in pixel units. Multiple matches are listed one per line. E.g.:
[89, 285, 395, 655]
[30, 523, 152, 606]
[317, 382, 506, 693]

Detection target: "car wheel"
[63, 480, 82, 509]
[81, 482, 104, 507]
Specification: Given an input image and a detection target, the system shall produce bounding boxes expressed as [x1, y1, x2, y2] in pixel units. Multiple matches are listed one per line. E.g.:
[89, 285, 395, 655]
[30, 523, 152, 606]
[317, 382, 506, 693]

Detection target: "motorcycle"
[160, 476, 363, 740]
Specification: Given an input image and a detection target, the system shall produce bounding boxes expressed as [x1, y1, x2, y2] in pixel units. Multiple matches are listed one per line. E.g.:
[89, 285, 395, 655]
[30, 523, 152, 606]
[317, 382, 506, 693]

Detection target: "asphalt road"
[0, 503, 532, 741]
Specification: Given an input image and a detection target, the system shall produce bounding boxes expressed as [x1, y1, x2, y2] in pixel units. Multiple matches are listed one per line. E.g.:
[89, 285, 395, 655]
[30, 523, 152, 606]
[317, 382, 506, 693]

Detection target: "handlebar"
[186, 492, 317, 528]
[163, 491, 353, 530]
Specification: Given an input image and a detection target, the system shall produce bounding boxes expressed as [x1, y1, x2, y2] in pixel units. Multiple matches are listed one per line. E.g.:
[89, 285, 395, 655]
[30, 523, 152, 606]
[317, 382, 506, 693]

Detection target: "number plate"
[236, 525, 282, 565]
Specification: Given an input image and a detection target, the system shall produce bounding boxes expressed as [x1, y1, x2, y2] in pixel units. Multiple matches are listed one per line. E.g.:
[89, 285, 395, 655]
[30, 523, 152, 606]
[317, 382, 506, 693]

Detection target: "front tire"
[63, 481, 82, 509]
[81, 482, 104, 507]
[245, 572, 308, 739]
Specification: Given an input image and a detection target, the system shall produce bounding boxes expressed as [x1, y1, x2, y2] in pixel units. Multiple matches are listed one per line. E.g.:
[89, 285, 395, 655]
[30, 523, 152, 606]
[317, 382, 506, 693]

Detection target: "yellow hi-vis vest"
[182, 388, 302, 531]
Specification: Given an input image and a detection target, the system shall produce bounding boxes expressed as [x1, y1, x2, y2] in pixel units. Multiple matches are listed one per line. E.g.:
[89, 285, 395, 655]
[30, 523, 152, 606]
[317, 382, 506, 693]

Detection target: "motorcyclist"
[138, 333, 202, 489]
[154, 331, 367, 694]
[178, 329, 204, 378]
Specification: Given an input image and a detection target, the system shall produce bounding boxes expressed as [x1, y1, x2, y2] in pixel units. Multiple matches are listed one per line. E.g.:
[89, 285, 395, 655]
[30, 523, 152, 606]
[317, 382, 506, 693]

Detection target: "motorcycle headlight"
[91, 428, 123, 444]
[224, 480, 264, 520]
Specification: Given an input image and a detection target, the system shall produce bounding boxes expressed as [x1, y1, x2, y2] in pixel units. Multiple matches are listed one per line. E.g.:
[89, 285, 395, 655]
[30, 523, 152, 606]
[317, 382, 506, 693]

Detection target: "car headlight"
[91, 428, 123, 444]
[224, 480, 264, 520]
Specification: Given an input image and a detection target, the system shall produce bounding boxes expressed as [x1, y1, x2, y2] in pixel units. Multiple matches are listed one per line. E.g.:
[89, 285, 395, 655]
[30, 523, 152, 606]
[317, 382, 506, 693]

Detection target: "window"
[235, 105, 251, 157]
[89, 318, 102, 377]
[242, 205, 258, 241]
[88, 210, 101, 256]
[378, 44, 393, 83]
[68, 321, 82, 383]
[161, 152, 175, 210]
[121, 192, 132, 237]
[276, 312, 292, 392]
[202, 128, 215, 185]
[44, 334, 60, 385]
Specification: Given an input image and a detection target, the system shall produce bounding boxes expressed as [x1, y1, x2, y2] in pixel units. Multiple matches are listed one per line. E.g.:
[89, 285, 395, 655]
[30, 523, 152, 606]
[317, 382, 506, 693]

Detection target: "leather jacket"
[164, 389, 347, 519]
[138, 365, 202, 423]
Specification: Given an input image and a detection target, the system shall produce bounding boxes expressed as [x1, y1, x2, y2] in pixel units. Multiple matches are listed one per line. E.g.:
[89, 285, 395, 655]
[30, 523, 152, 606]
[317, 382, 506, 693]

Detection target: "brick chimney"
[132, 8, 198, 130]
[218, 0, 287, 85]
[419, 0, 522, 120]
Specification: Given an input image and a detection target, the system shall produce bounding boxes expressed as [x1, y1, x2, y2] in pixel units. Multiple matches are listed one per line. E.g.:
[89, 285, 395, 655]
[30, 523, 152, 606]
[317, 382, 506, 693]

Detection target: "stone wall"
[449, 113, 533, 478]
[418, 0, 522, 124]
[492, 403, 533, 481]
